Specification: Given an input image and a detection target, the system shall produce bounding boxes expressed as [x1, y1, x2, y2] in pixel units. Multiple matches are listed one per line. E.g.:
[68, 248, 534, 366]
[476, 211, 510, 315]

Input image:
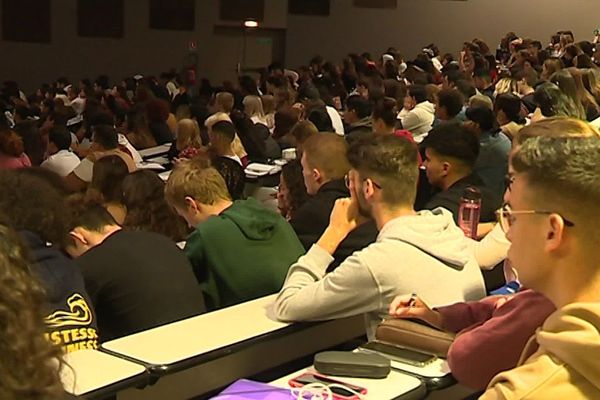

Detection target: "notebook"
[212, 379, 294, 399]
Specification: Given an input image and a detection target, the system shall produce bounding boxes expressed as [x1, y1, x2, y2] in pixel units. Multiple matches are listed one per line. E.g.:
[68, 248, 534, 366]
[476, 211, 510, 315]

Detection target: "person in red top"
[0, 129, 31, 169]
[390, 290, 555, 390]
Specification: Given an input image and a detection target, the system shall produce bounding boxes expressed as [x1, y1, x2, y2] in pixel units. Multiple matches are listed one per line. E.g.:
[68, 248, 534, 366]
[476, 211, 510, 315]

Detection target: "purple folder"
[212, 379, 295, 400]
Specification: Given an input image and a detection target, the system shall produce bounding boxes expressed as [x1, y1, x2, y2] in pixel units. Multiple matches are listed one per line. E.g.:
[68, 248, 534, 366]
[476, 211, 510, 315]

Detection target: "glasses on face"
[496, 203, 575, 233]
[344, 174, 382, 189]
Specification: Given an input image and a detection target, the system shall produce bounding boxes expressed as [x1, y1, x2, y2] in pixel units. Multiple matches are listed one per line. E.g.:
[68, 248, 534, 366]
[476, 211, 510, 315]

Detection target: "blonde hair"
[243, 95, 265, 118]
[261, 95, 276, 114]
[176, 119, 201, 151]
[494, 78, 519, 97]
[165, 159, 231, 209]
[516, 116, 600, 145]
[542, 58, 564, 80]
[302, 133, 351, 180]
[205, 112, 232, 130]
[469, 94, 493, 110]
[582, 68, 600, 103]
[289, 120, 318, 147]
[215, 92, 235, 113]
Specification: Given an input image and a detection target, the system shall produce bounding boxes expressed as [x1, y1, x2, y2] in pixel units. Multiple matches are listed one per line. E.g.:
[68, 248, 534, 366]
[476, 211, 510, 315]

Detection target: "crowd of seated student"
[64, 200, 205, 342]
[290, 133, 378, 271]
[164, 158, 304, 310]
[1, 27, 600, 400]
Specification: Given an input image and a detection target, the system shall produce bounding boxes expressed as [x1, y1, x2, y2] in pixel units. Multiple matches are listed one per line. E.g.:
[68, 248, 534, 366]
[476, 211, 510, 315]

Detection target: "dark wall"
[285, 0, 599, 67]
[0, 0, 287, 93]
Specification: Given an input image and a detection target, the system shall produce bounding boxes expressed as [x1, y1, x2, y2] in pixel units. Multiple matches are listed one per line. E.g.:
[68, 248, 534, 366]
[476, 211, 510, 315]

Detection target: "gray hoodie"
[275, 208, 486, 338]
[398, 101, 435, 142]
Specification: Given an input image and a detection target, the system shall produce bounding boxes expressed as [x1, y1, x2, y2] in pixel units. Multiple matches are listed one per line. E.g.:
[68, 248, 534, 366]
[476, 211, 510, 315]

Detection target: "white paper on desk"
[145, 156, 170, 165]
[137, 163, 166, 171]
[245, 163, 281, 177]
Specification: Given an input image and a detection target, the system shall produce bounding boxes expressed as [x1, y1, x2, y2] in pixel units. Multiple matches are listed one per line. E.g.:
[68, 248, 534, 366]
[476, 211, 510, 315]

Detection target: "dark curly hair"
[0, 220, 65, 400]
[122, 170, 189, 241]
[280, 160, 308, 218]
[0, 169, 70, 246]
[0, 129, 25, 157]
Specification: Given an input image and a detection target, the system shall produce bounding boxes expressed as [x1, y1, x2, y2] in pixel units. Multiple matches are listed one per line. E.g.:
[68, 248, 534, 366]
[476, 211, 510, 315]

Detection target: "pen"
[407, 293, 417, 307]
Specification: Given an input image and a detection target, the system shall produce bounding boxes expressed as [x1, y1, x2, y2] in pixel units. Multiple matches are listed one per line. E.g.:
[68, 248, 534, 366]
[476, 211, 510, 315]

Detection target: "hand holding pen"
[388, 293, 444, 330]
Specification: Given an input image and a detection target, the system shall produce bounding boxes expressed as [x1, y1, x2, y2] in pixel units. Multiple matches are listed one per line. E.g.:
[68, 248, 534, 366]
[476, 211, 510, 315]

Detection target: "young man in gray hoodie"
[275, 134, 485, 337]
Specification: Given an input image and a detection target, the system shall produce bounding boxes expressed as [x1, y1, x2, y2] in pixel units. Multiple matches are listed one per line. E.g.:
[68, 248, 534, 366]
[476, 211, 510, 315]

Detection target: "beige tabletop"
[102, 295, 290, 366]
[271, 367, 423, 400]
[61, 349, 146, 396]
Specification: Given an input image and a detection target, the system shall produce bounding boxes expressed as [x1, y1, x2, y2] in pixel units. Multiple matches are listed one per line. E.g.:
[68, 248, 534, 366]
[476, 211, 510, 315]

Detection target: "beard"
[355, 188, 372, 219]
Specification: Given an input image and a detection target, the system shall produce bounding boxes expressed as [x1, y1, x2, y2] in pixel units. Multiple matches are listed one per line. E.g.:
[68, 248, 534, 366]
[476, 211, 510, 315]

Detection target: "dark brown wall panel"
[149, 0, 195, 31]
[2, 0, 51, 43]
[78, 0, 124, 38]
[220, 0, 265, 22]
[354, 0, 397, 9]
[288, 0, 330, 16]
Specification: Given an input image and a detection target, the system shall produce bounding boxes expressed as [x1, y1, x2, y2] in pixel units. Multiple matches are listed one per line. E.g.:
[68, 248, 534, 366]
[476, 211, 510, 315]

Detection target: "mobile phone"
[288, 372, 367, 400]
[359, 341, 437, 367]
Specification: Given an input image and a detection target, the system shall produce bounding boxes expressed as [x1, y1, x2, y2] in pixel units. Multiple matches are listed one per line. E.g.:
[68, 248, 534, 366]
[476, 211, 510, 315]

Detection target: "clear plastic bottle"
[458, 186, 482, 239]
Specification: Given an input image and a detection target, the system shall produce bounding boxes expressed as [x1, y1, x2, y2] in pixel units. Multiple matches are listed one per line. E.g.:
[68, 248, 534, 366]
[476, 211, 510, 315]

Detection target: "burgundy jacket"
[437, 289, 556, 390]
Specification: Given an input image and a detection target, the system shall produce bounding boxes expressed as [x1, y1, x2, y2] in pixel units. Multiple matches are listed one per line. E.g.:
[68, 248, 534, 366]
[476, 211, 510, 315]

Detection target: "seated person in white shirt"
[397, 85, 435, 143]
[41, 126, 80, 177]
[275, 134, 486, 338]
[64, 124, 136, 192]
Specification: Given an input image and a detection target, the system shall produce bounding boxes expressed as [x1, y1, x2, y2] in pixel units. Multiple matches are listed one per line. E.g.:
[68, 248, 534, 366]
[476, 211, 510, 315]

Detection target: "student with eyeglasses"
[478, 134, 600, 398]
[389, 117, 599, 393]
[275, 134, 486, 339]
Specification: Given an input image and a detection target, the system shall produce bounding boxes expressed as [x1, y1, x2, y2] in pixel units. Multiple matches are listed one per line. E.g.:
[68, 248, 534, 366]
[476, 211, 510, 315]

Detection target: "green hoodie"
[185, 197, 305, 310]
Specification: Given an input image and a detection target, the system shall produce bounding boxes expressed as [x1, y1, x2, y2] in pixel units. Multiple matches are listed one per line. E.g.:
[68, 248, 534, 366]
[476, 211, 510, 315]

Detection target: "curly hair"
[0, 221, 64, 400]
[0, 169, 70, 246]
[280, 160, 308, 218]
[122, 170, 189, 241]
[0, 129, 25, 157]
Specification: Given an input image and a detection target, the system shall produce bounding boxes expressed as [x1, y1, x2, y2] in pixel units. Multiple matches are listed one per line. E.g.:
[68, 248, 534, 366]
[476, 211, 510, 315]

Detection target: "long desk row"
[61, 294, 470, 399]
[62, 295, 366, 399]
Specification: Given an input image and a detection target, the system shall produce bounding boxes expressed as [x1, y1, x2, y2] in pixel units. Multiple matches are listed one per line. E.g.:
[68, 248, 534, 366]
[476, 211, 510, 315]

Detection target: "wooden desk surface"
[102, 295, 289, 366]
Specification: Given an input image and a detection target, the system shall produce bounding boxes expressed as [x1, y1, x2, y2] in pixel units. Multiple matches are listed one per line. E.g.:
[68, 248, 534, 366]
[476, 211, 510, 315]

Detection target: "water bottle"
[458, 186, 482, 239]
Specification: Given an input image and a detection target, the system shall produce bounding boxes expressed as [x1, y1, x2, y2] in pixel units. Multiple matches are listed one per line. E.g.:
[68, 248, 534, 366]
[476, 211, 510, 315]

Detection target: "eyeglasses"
[496, 203, 575, 233]
[344, 174, 382, 190]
